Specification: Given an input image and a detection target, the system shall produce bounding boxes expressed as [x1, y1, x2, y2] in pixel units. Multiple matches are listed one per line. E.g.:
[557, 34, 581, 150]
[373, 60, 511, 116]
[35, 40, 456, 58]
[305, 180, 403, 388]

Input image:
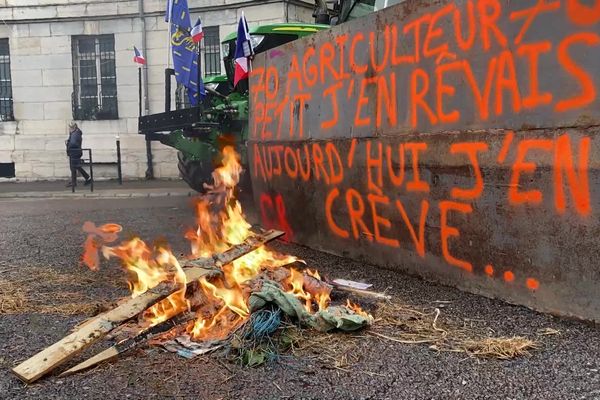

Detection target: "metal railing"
[68, 148, 94, 193]
[67, 141, 123, 193]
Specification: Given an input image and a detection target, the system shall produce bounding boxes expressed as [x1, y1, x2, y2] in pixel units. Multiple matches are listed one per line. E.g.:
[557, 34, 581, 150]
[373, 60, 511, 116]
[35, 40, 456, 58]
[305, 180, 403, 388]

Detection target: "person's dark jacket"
[66, 128, 83, 160]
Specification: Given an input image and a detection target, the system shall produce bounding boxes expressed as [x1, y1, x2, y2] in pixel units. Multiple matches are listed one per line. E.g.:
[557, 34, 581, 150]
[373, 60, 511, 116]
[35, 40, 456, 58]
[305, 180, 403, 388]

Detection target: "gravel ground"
[0, 195, 598, 400]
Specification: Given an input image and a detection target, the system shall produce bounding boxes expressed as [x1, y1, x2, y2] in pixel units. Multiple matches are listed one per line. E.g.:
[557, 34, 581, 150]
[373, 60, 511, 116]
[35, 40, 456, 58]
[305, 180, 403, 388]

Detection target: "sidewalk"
[0, 179, 197, 199]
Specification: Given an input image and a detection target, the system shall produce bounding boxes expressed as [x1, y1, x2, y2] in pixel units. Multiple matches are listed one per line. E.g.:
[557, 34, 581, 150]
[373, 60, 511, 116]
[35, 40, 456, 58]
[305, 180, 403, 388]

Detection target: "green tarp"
[249, 280, 373, 332]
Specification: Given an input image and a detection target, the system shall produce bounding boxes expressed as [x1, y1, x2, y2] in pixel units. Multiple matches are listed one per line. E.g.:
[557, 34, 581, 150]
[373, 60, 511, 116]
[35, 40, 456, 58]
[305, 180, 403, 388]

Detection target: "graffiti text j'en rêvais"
[250, 0, 599, 139]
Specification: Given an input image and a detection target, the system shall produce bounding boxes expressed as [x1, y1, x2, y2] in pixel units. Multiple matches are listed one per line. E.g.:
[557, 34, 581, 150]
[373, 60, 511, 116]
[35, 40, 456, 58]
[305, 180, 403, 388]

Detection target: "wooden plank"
[331, 283, 391, 300]
[11, 229, 283, 383]
[59, 313, 193, 377]
[10, 268, 209, 384]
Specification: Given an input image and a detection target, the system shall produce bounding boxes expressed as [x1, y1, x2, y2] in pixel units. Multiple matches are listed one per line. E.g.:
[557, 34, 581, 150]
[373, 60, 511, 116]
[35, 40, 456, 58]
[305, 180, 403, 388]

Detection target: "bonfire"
[76, 145, 373, 364]
[10, 146, 540, 385]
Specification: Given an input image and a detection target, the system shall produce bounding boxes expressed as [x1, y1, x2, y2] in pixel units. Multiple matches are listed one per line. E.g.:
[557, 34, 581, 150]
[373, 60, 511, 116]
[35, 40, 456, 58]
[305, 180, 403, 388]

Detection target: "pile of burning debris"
[11, 146, 377, 384]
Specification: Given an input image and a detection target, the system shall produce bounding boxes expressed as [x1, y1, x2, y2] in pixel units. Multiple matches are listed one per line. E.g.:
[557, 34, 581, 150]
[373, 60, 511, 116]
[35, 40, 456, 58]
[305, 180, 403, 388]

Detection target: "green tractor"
[139, 1, 400, 193]
[139, 22, 328, 194]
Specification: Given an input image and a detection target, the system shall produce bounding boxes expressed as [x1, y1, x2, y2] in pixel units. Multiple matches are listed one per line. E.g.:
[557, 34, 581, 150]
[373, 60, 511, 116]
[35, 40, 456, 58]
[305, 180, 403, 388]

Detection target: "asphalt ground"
[0, 179, 194, 199]
[0, 179, 192, 193]
[0, 195, 598, 400]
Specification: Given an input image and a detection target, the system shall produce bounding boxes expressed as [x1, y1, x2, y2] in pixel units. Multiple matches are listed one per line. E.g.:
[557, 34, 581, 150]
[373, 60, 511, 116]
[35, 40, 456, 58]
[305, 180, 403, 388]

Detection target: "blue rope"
[223, 304, 284, 366]
[244, 306, 282, 341]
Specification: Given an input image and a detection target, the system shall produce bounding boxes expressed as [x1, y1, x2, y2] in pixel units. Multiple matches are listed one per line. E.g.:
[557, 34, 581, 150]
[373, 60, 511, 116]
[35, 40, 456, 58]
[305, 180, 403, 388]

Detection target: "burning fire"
[81, 146, 367, 341]
[346, 299, 371, 319]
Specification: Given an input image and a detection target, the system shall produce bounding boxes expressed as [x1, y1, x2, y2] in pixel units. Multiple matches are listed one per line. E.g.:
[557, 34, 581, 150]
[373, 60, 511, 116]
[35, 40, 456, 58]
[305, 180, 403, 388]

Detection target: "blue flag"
[166, 0, 205, 105]
[165, 0, 191, 30]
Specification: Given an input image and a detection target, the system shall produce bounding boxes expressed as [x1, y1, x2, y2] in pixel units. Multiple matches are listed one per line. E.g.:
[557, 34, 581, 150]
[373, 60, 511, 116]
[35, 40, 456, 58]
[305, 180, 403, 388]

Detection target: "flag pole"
[197, 36, 202, 107]
[138, 66, 142, 117]
[166, 0, 172, 69]
[143, 57, 154, 179]
[245, 12, 253, 72]
[165, 0, 173, 113]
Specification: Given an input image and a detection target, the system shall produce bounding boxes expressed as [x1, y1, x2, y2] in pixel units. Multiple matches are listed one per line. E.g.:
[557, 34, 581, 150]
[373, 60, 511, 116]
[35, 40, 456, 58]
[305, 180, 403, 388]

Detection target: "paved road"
[0, 179, 195, 199]
[0, 178, 190, 193]
[0, 195, 598, 400]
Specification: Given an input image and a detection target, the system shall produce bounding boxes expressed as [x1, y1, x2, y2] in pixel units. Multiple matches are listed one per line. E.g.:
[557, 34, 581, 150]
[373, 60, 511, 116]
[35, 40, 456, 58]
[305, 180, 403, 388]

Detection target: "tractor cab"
[335, 0, 404, 23]
[204, 74, 232, 97]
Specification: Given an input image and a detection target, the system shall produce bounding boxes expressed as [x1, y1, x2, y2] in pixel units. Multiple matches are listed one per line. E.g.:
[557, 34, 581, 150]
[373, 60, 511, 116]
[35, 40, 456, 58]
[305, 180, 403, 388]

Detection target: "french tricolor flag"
[234, 12, 253, 87]
[191, 17, 204, 43]
[133, 46, 145, 66]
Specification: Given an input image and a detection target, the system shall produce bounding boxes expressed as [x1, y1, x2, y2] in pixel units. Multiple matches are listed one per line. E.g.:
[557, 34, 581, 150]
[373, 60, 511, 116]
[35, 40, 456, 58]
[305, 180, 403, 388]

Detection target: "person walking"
[66, 122, 91, 187]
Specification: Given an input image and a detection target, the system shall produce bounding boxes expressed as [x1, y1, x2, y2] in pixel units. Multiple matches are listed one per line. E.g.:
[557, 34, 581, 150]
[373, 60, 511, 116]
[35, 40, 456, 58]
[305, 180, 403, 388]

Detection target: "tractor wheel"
[177, 151, 214, 193]
[177, 151, 254, 206]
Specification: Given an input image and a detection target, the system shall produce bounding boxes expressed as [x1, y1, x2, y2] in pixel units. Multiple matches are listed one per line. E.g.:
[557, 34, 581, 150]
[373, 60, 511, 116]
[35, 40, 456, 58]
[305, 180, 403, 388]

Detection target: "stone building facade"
[0, 0, 315, 181]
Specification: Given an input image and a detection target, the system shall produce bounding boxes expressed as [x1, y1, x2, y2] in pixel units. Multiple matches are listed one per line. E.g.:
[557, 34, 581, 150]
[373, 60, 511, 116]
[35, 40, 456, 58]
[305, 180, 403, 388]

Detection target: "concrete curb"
[0, 190, 196, 199]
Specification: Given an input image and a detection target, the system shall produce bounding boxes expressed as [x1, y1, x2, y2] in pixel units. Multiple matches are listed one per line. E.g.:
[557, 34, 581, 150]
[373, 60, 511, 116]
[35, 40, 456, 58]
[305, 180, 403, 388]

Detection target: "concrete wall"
[248, 0, 600, 322]
[0, 0, 315, 181]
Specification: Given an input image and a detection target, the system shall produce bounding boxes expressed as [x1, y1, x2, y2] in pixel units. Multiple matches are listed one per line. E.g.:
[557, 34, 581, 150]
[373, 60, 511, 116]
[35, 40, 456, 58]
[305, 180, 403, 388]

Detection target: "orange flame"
[345, 299, 370, 318]
[286, 268, 313, 312]
[315, 292, 330, 312]
[100, 238, 188, 325]
[81, 222, 122, 270]
[306, 269, 321, 280]
[81, 145, 368, 339]
[283, 267, 331, 312]
[184, 146, 252, 258]
[180, 146, 302, 339]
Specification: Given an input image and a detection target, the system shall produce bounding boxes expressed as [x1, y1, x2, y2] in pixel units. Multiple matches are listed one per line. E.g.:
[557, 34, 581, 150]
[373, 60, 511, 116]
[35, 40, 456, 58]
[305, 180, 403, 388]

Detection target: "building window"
[202, 26, 221, 76]
[0, 39, 14, 122]
[71, 35, 118, 120]
[0, 162, 15, 178]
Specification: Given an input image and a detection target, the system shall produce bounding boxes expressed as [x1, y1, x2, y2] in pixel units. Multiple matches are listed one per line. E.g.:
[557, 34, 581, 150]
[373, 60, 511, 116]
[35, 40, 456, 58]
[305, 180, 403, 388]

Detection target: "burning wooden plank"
[11, 229, 284, 384]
